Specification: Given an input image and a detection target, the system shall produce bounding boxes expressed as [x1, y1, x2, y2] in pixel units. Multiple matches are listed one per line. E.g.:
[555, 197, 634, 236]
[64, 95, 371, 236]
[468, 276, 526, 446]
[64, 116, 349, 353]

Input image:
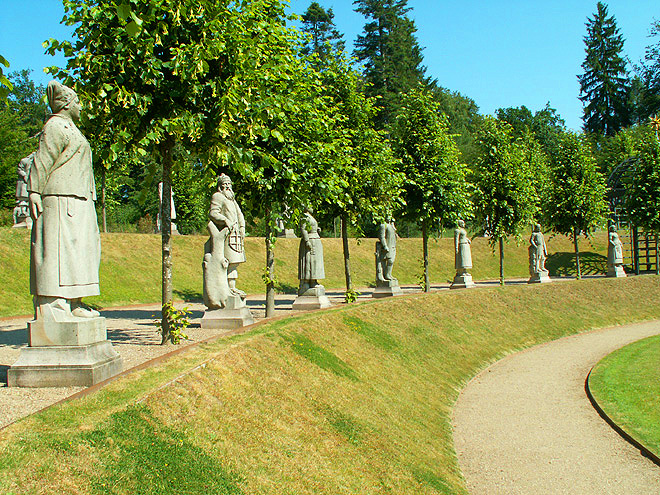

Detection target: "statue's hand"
[29, 193, 42, 220]
[306, 241, 313, 250]
[221, 258, 229, 269]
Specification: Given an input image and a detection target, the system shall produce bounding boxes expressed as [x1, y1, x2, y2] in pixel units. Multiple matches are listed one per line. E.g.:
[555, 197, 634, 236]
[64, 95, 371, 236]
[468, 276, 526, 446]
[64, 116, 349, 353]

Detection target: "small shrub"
[155, 302, 191, 345]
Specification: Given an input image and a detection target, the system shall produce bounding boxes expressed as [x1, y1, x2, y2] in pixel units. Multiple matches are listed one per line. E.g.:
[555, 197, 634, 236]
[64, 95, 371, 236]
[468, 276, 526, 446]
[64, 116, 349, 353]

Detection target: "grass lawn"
[588, 334, 660, 458]
[0, 227, 609, 317]
[1, 276, 660, 494]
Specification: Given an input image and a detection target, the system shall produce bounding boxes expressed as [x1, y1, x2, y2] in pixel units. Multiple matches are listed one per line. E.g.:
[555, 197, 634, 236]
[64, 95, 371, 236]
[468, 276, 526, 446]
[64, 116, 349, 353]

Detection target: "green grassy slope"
[0, 227, 609, 317]
[588, 334, 660, 457]
[1, 276, 659, 494]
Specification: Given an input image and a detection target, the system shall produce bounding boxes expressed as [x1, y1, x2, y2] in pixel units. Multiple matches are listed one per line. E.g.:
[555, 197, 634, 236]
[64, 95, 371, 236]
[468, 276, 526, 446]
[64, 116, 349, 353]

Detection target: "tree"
[47, 0, 308, 341]
[316, 60, 403, 300]
[496, 103, 565, 156]
[636, 20, 660, 121]
[578, 2, 630, 136]
[471, 117, 541, 284]
[622, 125, 660, 232]
[0, 55, 11, 101]
[0, 71, 47, 209]
[300, 2, 345, 64]
[392, 87, 472, 292]
[353, 0, 427, 127]
[545, 131, 608, 278]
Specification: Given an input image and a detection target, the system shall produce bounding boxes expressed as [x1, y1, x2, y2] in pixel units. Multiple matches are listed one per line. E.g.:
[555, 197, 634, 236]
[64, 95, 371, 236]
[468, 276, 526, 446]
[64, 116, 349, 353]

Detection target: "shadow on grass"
[174, 289, 203, 303]
[546, 251, 607, 277]
[274, 282, 298, 295]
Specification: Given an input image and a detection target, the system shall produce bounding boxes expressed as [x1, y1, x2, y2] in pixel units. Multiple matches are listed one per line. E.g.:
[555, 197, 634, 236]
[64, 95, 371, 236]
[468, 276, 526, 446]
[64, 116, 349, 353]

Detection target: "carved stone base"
[528, 271, 552, 283]
[607, 265, 627, 278]
[201, 294, 254, 330]
[292, 285, 332, 311]
[277, 229, 297, 238]
[28, 317, 107, 347]
[12, 219, 32, 229]
[8, 339, 122, 388]
[373, 279, 404, 298]
[450, 272, 476, 289]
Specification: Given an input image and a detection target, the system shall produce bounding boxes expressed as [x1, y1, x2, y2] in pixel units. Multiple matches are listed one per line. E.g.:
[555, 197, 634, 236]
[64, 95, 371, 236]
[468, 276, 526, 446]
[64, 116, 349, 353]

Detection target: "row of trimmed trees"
[2, 0, 659, 342]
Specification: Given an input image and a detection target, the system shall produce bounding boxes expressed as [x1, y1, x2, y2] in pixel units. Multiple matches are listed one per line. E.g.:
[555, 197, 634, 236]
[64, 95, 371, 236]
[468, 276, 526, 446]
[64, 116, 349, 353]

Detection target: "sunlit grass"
[589, 334, 660, 457]
[1, 276, 659, 493]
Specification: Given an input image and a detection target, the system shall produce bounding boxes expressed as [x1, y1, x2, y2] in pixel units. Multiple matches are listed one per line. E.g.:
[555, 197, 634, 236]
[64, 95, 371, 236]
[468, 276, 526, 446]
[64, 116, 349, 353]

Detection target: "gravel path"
[452, 320, 660, 495]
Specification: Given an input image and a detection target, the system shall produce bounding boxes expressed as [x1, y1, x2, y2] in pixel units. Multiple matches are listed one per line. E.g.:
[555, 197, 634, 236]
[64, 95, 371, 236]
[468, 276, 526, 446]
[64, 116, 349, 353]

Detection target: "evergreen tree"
[578, 2, 630, 136]
[300, 2, 345, 64]
[637, 20, 660, 121]
[353, 0, 427, 127]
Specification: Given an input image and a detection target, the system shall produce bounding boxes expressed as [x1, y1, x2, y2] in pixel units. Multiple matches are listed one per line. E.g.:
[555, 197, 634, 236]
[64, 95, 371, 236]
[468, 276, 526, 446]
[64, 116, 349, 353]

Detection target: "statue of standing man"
[201, 174, 253, 329]
[528, 223, 551, 283]
[373, 217, 403, 297]
[13, 152, 34, 228]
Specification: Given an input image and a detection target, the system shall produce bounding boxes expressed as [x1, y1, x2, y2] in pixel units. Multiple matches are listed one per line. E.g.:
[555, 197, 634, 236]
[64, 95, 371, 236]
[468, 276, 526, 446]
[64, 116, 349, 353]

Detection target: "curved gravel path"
[452, 320, 660, 495]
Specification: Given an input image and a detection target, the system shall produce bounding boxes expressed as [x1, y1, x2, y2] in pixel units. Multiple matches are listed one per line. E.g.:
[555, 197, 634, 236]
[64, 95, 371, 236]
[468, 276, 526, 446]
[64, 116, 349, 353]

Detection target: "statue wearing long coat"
[298, 212, 325, 281]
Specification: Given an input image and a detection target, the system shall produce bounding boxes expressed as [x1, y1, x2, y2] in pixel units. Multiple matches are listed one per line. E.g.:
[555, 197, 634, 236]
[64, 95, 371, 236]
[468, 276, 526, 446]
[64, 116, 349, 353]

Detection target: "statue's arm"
[237, 203, 246, 236]
[300, 218, 311, 243]
[454, 229, 460, 253]
[27, 120, 65, 195]
[209, 194, 229, 228]
[379, 224, 388, 251]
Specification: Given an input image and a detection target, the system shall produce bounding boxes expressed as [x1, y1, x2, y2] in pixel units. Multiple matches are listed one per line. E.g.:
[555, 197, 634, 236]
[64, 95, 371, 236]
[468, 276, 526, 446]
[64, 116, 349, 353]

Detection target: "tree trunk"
[422, 220, 430, 292]
[265, 211, 276, 318]
[573, 226, 581, 280]
[341, 215, 352, 295]
[101, 167, 107, 233]
[160, 136, 174, 344]
[499, 236, 505, 285]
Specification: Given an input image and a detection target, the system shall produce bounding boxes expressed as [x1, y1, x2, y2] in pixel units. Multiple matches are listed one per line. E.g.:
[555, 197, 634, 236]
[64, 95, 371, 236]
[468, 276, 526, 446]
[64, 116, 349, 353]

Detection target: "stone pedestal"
[450, 272, 476, 289]
[277, 229, 297, 238]
[528, 271, 552, 283]
[201, 294, 254, 330]
[8, 317, 122, 388]
[12, 218, 32, 229]
[607, 265, 627, 278]
[372, 279, 404, 298]
[292, 285, 332, 311]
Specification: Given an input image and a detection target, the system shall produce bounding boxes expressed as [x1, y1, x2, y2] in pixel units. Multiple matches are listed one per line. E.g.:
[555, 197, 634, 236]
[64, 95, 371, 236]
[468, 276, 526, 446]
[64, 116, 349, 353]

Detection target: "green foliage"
[344, 287, 361, 304]
[545, 131, 608, 237]
[0, 54, 11, 101]
[283, 332, 358, 381]
[354, 0, 428, 127]
[636, 20, 660, 121]
[496, 103, 565, 157]
[578, 2, 630, 135]
[0, 71, 47, 209]
[156, 302, 191, 345]
[471, 116, 540, 242]
[393, 87, 472, 229]
[623, 127, 660, 231]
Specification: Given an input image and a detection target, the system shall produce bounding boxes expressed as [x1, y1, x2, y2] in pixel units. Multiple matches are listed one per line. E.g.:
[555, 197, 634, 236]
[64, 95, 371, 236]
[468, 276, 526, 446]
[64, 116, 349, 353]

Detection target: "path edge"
[585, 367, 660, 468]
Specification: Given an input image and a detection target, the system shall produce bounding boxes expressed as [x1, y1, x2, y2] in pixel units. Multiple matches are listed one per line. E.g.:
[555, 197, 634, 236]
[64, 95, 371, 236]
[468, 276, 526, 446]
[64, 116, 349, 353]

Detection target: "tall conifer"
[578, 2, 630, 136]
[353, 0, 427, 127]
[300, 2, 345, 65]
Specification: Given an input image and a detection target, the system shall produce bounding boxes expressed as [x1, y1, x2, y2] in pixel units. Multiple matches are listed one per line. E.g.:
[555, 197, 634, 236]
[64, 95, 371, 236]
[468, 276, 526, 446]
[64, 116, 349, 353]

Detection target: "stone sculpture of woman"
[607, 225, 626, 277]
[450, 219, 475, 289]
[528, 223, 551, 283]
[298, 208, 325, 293]
[292, 208, 331, 310]
[28, 81, 101, 320]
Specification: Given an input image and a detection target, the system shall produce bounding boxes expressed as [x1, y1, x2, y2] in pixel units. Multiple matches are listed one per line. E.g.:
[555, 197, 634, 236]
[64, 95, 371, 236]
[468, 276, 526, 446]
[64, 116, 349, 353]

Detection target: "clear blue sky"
[1, 0, 658, 130]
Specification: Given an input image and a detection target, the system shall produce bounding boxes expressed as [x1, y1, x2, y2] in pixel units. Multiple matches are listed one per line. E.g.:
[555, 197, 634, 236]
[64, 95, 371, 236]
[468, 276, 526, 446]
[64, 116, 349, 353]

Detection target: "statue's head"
[47, 81, 80, 121]
[609, 224, 616, 232]
[457, 219, 465, 228]
[217, 174, 232, 190]
[305, 206, 314, 215]
[533, 223, 541, 232]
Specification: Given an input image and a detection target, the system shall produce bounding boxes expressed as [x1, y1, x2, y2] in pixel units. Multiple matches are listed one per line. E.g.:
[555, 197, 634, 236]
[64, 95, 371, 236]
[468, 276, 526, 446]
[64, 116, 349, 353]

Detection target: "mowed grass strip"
[2, 276, 660, 494]
[0, 226, 609, 317]
[588, 334, 660, 458]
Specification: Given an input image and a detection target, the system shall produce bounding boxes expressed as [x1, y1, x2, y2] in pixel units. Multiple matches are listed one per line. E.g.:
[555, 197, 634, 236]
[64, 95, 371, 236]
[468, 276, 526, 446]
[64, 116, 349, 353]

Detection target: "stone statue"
[156, 181, 179, 234]
[607, 225, 626, 277]
[292, 208, 331, 310]
[451, 220, 476, 289]
[8, 80, 121, 387]
[201, 174, 253, 329]
[28, 81, 101, 320]
[13, 153, 34, 228]
[528, 223, 551, 283]
[373, 218, 403, 297]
